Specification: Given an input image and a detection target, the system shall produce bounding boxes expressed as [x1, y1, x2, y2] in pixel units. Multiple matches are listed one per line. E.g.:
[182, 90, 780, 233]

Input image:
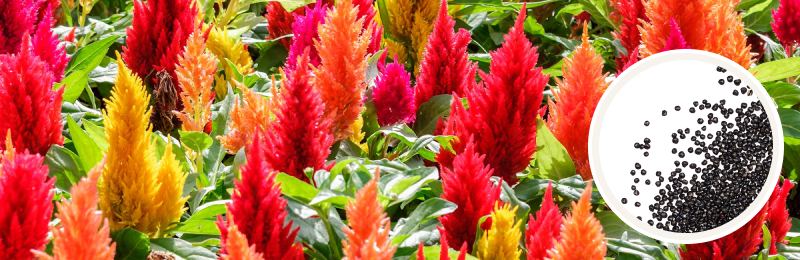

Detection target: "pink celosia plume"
[374, 56, 415, 126]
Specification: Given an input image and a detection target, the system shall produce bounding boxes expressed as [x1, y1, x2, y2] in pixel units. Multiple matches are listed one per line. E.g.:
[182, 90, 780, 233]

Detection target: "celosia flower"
[385, 0, 438, 74]
[347, 114, 368, 152]
[525, 182, 562, 260]
[122, 0, 196, 93]
[0, 0, 38, 55]
[416, 226, 468, 260]
[772, 0, 800, 53]
[260, 50, 333, 183]
[548, 24, 609, 180]
[31, 9, 68, 82]
[639, 0, 753, 68]
[99, 53, 189, 237]
[661, 18, 690, 51]
[0, 35, 63, 156]
[414, 0, 476, 112]
[766, 180, 794, 254]
[680, 206, 767, 259]
[174, 29, 217, 132]
[352, 0, 382, 54]
[475, 203, 523, 260]
[342, 168, 397, 260]
[314, 0, 372, 141]
[439, 138, 501, 252]
[0, 141, 54, 260]
[32, 159, 116, 260]
[218, 81, 276, 154]
[208, 26, 254, 99]
[220, 130, 304, 259]
[374, 57, 414, 126]
[548, 182, 606, 260]
[217, 215, 265, 260]
[266, 2, 301, 49]
[438, 5, 548, 185]
[285, 1, 328, 74]
[610, 0, 647, 71]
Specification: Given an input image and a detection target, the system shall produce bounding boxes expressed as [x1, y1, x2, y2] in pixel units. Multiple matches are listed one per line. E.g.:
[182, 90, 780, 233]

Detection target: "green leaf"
[394, 198, 457, 236]
[766, 82, 800, 108]
[179, 131, 213, 153]
[380, 167, 439, 206]
[58, 52, 104, 103]
[272, 0, 314, 12]
[44, 144, 84, 192]
[743, 0, 779, 32]
[310, 189, 353, 207]
[411, 245, 479, 260]
[596, 212, 662, 248]
[750, 57, 800, 82]
[81, 118, 108, 151]
[188, 200, 230, 221]
[413, 94, 459, 136]
[203, 85, 236, 176]
[606, 231, 669, 260]
[579, 0, 618, 31]
[149, 238, 216, 260]
[164, 219, 220, 235]
[535, 116, 576, 180]
[499, 180, 531, 221]
[111, 228, 151, 260]
[276, 173, 319, 204]
[553, 175, 602, 203]
[67, 116, 104, 171]
[779, 108, 800, 139]
[65, 36, 119, 75]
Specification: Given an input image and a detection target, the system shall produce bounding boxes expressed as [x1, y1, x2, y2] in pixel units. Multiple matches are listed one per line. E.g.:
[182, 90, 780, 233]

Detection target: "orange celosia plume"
[314, 0, 372, 141]
[548, 24, 609, 180]
[218, 81, 277, 154]
[342, 169, 396, 260]
[32, 159, 115, 260]
[548, 182, 606, 260]
[174, 28, 217, 132]
[219, 215, 265, 260]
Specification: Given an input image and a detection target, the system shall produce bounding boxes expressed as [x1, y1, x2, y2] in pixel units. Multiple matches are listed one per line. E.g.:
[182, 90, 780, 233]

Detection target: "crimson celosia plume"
[0, 0, 38, 54]
[416, 226, 468, 260]
[285, 1, 329, 73]
[610, 0, 647, 72]
[766, 180, 794, 254]
[219, 130, 304, 259]
[0, 35, 64, 156]
[0, 142, 54, 260]
[661, 18, 690, 51]
[772, 0, 800, 53]
[266, 2, 302, 49]
[439, 138, 501, 252]
[680, 205, 767, 259]
[342, 168, 397, 260]
[526, 182, 562, 260]
[548, 182, 606, 260]
[30, 8, 68, 82]
[438, 4, 548, 184]
[374, 56, 415, 126]
[414, 0, 476, 111]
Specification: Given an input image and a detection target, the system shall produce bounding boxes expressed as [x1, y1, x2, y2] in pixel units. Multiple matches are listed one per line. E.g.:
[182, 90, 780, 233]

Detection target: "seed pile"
[624, 66, 773, 233]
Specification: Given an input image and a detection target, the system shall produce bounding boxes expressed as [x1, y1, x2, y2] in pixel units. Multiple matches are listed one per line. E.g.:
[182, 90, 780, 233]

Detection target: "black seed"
[698, 118, 704, 124]
[648, 220, 654, 226]
[645, 120, 650, 126]
[632, 185, 636, 190]
[635, 202, 641, 207]
[631, 170, 636, 176]
[690, 107, 696, 113]
[718, 79, 725, 85]
[733, 90, 739, 96]
[622, 198, 628, 204]
[672, 148, 678, 154]
[663, 110, 668, 116]
[635, 163, 641, 169]
[734, 79, 741, 86]
[646, 179, 651, 185]
[741, 87, 747, 94]
[644, 151, 650, 157]
[727, 75, 734, 82]
[634, 190, 640, 196]
[679, 151, 685, 158]
[644, 138, 651, 144]
[675, 106, 681, 111]
[634, 178, 640, 183]
[641, 169, 647, 175]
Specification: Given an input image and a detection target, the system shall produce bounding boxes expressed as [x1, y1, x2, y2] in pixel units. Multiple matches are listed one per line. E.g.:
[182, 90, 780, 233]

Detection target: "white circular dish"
[588, 50, 783, 244]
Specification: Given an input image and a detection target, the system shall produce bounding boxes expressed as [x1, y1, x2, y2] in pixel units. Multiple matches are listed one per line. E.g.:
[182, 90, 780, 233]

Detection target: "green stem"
[316, 206, 343, 260]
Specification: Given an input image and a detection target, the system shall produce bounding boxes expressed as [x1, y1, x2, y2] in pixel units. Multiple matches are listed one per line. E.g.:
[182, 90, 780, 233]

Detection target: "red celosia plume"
[438, 138, 501, 252]
[680, 205, 767, 259]
[30, 8, 68, 82]
[0, 35, 64, 156]
[414, 0, 476, 111]
[374, 56, 415, 126]
[610, 0, 647, 72]
[285, 1, 329, 73]
[766, 180, 794, 254]
[526, 182, 563, 260]
[0, 0, 38, 55]
[219, 131, 304, 260]
[0, 0, 68, 82]
[772, 0, 800, 53]
[417, 226, 468, 260]
[266, 3, 302, 49]
[438, 5, 548, 184]
[661, 18, 690, 51]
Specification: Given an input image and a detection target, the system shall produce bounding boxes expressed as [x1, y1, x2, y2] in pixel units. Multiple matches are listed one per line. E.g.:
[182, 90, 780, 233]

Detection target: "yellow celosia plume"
[174, 28, 216, 132]
[384, 0, 439, 74]
[476, 203, 522, 260]
[548, 182, 606, 260]
[99, 53, 189, 238]
[346, 114, 368, 152]
[208, 25, 254, 99]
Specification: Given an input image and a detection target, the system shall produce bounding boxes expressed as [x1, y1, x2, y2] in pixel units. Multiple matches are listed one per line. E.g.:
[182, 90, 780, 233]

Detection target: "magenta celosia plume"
[31, 9, 68, 82]
[661, 18, 690, 52]
[285, 1, 329, 73]
[218, 130, 304, 259]
[766, 180, 794, 254]
[374, 56, 414, 126]
[772, 0, 800, 52]
[414, 0, 476, 111]
[0, 148, 55, 259]
[439, 138, 501, 253]
[0, 1, 67, 81]
[264, 49, 333, 183]
[526, 182, 562, 260]
[610, 0, 647, 72]
[438, 4, 548, 185]
[0, 35, 64, 155]
[122, 0, 196, 93]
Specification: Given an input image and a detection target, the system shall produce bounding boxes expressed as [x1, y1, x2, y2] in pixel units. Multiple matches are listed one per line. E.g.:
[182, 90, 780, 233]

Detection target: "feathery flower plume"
[208, 26, 254, 98]
[661, 18, 690, 51]
[0, 0, 38, 55]
[548, 182, 606, 260]
[374, 57, 414, 126]
[385, 0, 439, 73]
[217, 215, 265, 260]
[680, 205, 767, 259]
[767, 180, 794, 254]
[122, 0, 196, 93]
[703, 0, 752, 68]
[220, 130, 304, 259]
[438, 5, 547, 184]
[32, 159, 116, 260]
[353, 0, 382, 54]
[30, 9, 68, 82]
[174, 29, 217, 132]
[526, 182, 562, 260]
[0, 140, 54, 260]
[548, 24, 609, 180]
[610, 0, 647, 71]
[99, 53, 188, 237]
[346, 114, 368, 152]
[285, 1, 328, 73]
[475, 203, 522, 260]
[314, 0, 372, 140]
[772, 0, 800, 54]
[266, 3, 301, 49]
[414, 0, 476, 111]
[218, 81, 276, 154]
[416, 226, 468, 260]
[0, 35, 63, 156]
[342, 168, 397, 260]
[439, 139, 501, 252]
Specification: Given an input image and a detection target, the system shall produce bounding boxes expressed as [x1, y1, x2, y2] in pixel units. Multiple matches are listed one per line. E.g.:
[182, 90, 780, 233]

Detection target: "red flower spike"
[122, 0, 196, 94]
[219, 130, 304, 260]
[438, 4, 548, 184]
[661, 18, 690, 52]
[0, 147, 55, 259]
[610, 0, 648, 72]
[772, 0, 800, 51]
[374, 56, 415, 126]
[417, 226, 469, 260]
[414, 0, 476, 111]
[266, 2, 301, 49]
[438, 138, 501, 252]
[526, 182, 563, 260]
[767, 180, 794, 254]
[680, 205, 767, 260]
[0, 35, 64, 156]
[30, 8, 68, 82]
[619, 48, 639, 73]
[0, 0, 38, 55]
[285, 1, 329, 74]
[353, 0, 381, 54]
[263, 49, 333, 183]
